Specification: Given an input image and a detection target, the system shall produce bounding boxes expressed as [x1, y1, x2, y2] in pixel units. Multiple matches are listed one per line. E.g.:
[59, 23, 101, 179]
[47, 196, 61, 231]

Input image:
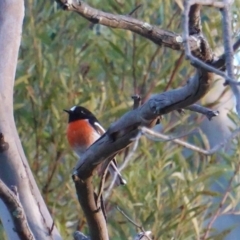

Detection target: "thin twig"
[164, 52, 184, 91]
[105, 132, 142, 199]
[141, 127, 240, 156]
[116, 206, 152, 240]
[201, 162, 240, 240]
[128, 4, 142, 16]
[185, 104, 219, 120]
[116, 206, 142, 228]
[43, 151, 64, 194]
[96, 160, 111, 208]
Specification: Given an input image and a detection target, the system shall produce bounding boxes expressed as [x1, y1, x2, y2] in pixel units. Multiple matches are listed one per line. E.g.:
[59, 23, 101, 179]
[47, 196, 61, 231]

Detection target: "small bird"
[64, 106, 126, 186]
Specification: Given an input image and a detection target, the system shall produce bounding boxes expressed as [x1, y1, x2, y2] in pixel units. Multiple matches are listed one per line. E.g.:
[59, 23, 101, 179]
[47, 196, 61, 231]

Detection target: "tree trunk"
[0, 1, 62, 239]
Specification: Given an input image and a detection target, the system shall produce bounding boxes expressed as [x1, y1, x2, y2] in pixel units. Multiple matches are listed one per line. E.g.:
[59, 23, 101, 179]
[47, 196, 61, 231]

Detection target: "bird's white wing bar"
[94, 122, 106, 135]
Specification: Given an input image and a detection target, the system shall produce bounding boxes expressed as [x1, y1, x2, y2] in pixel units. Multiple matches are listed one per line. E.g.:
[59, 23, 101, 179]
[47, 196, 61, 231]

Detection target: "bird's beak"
[63, 109, 70, 114]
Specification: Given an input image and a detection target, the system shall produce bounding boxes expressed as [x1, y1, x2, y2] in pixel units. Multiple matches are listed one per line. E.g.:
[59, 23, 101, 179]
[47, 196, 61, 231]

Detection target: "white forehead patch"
[70, 106, 77, 111]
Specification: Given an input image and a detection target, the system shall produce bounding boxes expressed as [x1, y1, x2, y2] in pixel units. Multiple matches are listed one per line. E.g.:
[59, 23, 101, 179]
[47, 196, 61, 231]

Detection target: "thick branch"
[73, 177, 108, 240]
[0, 181, 34, 240]
[0, 1, 62, 239]
[56, 0, 207, 57]
[189, 4, 201, 34]
[73, 67, 214, 179]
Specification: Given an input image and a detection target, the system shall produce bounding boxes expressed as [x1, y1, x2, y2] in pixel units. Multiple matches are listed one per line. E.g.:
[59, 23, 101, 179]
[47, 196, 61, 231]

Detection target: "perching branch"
[0, 181, 34, 240]
[74, 66, 214, 178]
[73, 177, 109, 240]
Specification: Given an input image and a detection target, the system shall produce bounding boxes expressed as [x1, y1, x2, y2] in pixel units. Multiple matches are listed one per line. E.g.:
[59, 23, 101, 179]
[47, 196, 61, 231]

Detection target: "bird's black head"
[64, 106, 98, 123]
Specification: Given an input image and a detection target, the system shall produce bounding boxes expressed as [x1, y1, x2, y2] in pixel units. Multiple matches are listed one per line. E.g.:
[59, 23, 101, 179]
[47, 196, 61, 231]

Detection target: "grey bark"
[0, 1, 62, 239]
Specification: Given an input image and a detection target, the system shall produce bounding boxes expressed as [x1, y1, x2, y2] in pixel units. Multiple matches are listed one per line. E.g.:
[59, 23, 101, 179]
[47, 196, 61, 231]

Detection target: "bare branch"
[141, 127, 240, 156]
[73, 177, 109, 240]
[189, 4, 202, 34]
[128, 4, 142, 16]
[185, 104, 219, 120]
[0, 1, 62, 239]
[56, 0, 206, 56]
[0, 181, 34, 240]
[212, 37, 240, 71]
[183, 0, 240, 116]
[116, 207, 152, 240]
[73, 63, 214, 184]
[105, 133, 141, 199]
[132, 95, 142, 109]
[96, 160, 111, 208]
[221, 1, 240, 115]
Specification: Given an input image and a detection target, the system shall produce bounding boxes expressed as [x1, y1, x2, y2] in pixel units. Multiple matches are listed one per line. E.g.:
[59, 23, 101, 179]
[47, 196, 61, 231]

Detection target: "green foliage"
[4, 0, 240, 239]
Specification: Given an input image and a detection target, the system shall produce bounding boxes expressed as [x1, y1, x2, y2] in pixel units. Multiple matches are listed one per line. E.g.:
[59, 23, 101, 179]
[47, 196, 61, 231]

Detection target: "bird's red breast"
[66, 119, 99, 155]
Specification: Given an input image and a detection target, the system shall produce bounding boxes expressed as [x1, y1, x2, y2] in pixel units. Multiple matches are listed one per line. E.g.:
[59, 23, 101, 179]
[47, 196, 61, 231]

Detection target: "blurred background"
[1, 0, 240, 239]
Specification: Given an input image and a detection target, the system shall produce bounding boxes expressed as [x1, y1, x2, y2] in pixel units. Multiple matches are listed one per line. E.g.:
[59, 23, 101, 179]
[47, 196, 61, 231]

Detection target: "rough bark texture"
[0, 1, 62, 239]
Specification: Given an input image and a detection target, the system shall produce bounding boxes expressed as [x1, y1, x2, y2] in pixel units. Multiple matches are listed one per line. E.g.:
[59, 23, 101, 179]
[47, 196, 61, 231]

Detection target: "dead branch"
[185, 104, 219, 120]
[116, 206, 152, 240]
[221, 1, 240, 115]
[73, 177, 109, 240]
[141, 127, 240, 156]
[0, 181, 34, 240]
[73, 65, 214, 178]
[56, 0, 204, 57]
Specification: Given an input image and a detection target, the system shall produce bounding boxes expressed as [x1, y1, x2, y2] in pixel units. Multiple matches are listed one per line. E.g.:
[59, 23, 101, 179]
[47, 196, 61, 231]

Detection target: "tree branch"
[185, 104, 219, 120]
[0, 1, 62, 239]
[73, 177, 109, 240]
[221, 1, 240, 115]
[73, 63, 214, 179]
[56, 0, 206, 57]
[141, 127, 240, 156]
[0, 181, 34, 240]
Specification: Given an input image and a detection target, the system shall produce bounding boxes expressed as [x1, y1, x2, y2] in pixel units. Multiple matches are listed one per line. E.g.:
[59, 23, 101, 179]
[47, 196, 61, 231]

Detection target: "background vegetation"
[2, 0, 240, 239]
